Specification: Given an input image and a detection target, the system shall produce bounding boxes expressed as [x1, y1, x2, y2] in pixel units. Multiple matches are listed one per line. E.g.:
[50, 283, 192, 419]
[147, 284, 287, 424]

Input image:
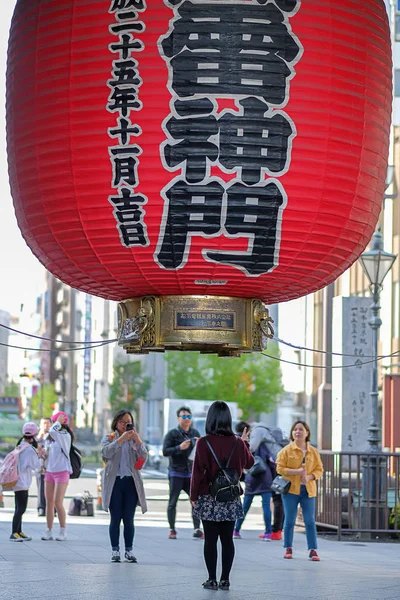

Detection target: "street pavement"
[0, 478, 399, 600]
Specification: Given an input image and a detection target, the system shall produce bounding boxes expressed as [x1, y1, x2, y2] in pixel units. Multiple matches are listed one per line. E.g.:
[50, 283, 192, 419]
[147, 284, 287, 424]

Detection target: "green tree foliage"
[166, 345, 283, 420]
[31, 384, 58, 420]
[109, 360, 151, 415]
[4, 380, 20, 396]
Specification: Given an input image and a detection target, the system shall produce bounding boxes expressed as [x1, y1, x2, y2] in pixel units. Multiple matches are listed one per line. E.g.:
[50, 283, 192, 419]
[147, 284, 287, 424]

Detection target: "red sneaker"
[271, 531, 282, 541]
[169, 529, 177, 539]
[309, 549, 320, 561]
[284, 547, 293, 559]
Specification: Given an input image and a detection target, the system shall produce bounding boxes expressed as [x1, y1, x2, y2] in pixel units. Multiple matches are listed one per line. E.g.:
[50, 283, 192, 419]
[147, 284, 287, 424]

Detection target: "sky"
[0, 0, 45, 316]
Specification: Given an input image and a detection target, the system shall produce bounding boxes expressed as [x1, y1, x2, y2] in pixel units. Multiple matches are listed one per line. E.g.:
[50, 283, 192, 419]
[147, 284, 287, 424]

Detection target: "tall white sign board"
[332, 297, 374, 452]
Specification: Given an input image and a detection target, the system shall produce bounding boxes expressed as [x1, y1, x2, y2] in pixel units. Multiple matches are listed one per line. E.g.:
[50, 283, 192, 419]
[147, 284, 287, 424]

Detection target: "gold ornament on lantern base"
[118, 296, 274, 357]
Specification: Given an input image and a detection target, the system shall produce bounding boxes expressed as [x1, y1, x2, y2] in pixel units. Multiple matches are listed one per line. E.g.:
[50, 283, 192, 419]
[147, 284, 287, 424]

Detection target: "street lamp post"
[359, 229, 397, 451]
[358, 228, 397, 533]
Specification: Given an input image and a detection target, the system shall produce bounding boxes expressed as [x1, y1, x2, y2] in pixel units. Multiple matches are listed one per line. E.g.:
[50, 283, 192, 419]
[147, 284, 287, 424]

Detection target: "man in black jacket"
[162, 405, 202, 540]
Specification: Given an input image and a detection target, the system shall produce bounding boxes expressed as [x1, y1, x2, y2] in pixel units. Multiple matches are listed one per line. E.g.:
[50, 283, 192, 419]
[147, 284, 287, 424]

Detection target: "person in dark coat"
[162, 405, 202, 539]
[250, 424, 290, 540]
[233, 438, 276, 540]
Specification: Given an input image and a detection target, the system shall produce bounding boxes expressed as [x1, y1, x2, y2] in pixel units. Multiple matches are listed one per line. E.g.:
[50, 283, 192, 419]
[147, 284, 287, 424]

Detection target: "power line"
[0, 340, 115, 352]
[0, 322, 118, 345]
[262, 350, 386, 369]
[273, 335, 400, 360]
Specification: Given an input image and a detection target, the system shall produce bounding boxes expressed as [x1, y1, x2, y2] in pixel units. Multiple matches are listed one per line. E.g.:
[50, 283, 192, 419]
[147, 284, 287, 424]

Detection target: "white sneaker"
[55, 530, 67, 541]
[124, 550, 137, 563]
[41, 529, 53, 541]
[111, 550, 121, 562]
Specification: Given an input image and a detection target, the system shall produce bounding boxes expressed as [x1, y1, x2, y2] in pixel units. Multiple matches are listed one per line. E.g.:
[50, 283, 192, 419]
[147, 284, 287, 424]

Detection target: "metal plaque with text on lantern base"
[6, 0, 392, 356]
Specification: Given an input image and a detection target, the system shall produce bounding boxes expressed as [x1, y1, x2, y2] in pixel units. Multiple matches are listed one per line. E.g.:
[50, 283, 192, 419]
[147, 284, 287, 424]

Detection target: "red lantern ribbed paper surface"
[6, 0, 392, 303]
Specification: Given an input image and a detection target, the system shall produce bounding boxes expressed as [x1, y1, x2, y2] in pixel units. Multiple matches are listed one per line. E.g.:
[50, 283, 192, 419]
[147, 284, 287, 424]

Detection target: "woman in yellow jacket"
[276, 421, 323, 562]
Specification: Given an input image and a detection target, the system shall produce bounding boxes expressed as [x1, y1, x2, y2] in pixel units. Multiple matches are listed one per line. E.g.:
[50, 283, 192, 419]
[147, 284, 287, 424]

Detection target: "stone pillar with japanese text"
[331, 296, 374, 452]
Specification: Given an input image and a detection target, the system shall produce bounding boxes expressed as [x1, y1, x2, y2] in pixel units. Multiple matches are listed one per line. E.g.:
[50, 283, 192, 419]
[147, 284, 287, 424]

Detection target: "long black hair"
[61, 423, 75, 442]
[16, 436, 38, 448]
[205, 401, 234, 436]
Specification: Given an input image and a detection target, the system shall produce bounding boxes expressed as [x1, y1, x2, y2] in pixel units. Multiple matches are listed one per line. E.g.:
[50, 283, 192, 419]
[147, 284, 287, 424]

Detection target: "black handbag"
[205, 438, 241, 502]
[271, 475, 291, 495]
[248, 454, 267, 477]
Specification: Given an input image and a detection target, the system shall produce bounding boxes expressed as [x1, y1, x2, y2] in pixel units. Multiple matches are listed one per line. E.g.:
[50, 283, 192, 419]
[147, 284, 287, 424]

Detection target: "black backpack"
[61, 443, 82, 479]
[69, 444, 82, 479]
[205, 438, 241, 502]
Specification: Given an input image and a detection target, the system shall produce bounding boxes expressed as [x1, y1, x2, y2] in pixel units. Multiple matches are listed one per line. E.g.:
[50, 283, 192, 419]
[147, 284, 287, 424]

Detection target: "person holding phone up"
[163, 405, 202, 540]
[101, 409, 148, 563]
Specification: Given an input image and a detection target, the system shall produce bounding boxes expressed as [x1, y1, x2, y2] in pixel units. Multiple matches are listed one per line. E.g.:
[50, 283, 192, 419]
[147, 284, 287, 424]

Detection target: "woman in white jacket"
[41, 412, 73, 542]
[10, 422, 43, 542]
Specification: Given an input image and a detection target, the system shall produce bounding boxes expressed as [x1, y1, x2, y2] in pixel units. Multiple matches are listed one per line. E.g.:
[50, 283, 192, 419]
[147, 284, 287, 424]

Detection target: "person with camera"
[162, 405, 202, 540]
[233, 428, 276, 541]
[190, 401, 254, 591]
[10, 422, 45, 541]
[41, 412, 74, 542]
[36, 417, 52, 517]
[101, 409, 148, 563]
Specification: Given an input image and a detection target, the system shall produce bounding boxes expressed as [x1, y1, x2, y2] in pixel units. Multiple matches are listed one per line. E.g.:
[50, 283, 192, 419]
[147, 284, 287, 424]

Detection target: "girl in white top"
[42, 412, 73, 542]
[10, 422, 44, 542]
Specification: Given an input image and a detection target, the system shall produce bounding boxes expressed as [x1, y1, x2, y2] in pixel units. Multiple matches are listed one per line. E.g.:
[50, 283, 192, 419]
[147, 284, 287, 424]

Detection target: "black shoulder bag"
[205, 438, 241, 502]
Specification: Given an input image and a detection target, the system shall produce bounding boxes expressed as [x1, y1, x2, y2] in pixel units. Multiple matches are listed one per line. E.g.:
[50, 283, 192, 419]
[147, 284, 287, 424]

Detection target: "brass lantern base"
[118, 296, 274, 357]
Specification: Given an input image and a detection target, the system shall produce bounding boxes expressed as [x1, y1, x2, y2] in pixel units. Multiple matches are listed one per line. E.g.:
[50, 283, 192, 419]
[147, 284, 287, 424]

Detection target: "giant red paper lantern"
[6, 0, 391, 306]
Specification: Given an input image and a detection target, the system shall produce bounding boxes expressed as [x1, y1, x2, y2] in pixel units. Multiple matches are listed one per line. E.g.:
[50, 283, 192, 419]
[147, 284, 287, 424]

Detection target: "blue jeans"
[282, 485, 317, 550]
[109, 476, 138, 551]
[235, 492, 272, 534]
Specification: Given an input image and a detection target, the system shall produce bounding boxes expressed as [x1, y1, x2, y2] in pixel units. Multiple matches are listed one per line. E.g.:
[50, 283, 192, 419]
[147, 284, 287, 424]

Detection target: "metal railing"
[312, 451, 400, 539]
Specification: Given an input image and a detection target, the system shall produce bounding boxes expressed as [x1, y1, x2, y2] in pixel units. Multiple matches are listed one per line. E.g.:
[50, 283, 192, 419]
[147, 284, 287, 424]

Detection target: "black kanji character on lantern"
[109, 59, 142, 88]
[109, 188, 149, 246]
[165, 0, 299, 9]
[119, 222, 148, 246]
[110, 34, 144, 59]
[255, 0, 299, 12]
[155, 180, 224, 269]
[110, 15, 145, 35]
[163, 98, 218, 183]
[218, 97, 294, 184]
[110, 146, 141, 187]
[161, 1, 301, 105]
[205, 181, 284, 276]
[109, 117, 141, 145]
[110, 0, 146, 12]
[107, 86, 142, 116]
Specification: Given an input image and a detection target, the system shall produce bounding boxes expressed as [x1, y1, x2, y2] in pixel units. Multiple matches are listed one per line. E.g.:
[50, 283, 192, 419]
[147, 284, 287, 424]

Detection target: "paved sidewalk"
[0, 506, 399, 600]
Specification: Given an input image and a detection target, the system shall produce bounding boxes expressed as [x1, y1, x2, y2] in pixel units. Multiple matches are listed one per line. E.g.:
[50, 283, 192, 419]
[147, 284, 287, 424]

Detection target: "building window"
[395, 69, 400, 97]
[396, 15, 400, 42]
[393, 282, 400, 338]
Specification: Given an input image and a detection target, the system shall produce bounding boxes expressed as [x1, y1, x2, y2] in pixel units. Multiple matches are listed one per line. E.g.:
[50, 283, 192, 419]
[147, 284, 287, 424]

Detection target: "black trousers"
[272, 492, 284, 532]
[12, 490, 29, 534]
[37, 473, 46, 512]
[202, 520, 235, 581]
[167, 476, 200, 530]
[109, 476, 138, 551]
